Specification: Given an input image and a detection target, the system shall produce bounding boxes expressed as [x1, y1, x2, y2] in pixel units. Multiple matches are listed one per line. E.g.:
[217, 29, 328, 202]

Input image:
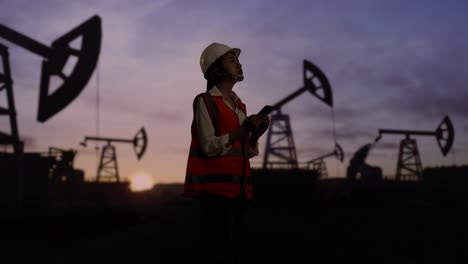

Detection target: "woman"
[183, 42, 269, 264]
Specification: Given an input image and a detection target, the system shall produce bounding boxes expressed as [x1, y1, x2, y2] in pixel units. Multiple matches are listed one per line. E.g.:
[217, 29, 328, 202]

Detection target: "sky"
[0, 0, 467, 184]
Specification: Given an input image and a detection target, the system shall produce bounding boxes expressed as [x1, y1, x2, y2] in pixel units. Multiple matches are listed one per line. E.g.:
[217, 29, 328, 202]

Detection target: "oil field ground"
[2, 176, 468, 264]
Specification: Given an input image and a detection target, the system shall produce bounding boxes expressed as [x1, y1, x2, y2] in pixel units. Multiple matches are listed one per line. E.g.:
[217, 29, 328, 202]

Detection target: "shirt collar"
[209, 85, 240, 102]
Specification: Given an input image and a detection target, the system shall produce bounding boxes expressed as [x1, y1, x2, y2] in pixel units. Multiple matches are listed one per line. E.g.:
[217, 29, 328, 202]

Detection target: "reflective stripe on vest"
[189, 147, 247, 158]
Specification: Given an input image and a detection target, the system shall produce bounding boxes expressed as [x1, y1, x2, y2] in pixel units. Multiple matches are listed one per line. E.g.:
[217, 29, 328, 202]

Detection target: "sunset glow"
[1, 0, 466, 183]
[129, 171, 155, 192]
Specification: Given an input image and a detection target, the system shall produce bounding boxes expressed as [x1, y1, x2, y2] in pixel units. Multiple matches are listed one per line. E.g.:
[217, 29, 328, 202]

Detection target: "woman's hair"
[205, 58, 227, 92]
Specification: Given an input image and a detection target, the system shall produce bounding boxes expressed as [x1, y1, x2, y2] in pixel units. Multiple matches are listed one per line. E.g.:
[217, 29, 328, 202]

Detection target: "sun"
[129, 171, 155, 192]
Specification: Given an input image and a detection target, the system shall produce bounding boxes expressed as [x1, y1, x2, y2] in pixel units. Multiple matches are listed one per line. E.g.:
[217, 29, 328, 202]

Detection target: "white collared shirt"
[195, 86, 259, 158]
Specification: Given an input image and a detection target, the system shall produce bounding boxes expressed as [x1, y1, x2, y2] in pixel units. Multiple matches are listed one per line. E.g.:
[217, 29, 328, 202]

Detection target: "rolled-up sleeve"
[195, 96, 232, 157]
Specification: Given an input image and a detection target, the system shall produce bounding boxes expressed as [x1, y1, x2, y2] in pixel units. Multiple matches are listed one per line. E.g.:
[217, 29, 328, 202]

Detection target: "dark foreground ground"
[1, 177, 468, 264]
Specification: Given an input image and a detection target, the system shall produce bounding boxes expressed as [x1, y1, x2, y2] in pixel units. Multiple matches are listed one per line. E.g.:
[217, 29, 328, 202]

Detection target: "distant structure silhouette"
[347, 143, 382, 182]
[374, 116, 454, 181]
[307, 143, 344, 178]
[47, 147, 84, 184]
[0, 15, 102, 122]
[261, 60, 334, 169]
[0, 43, 22, 154]
[0, 15, 102, 211]
[80, 127, 147, 182]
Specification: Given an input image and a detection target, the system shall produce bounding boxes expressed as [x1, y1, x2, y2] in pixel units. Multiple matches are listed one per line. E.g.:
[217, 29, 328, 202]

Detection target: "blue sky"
[1, 0, 467, 183]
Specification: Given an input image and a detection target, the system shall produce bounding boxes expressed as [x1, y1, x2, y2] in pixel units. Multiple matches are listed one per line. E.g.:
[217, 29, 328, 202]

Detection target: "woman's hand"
[252, 114, 270, 137]
[243, 114, 268, 131]
[242, 115, 254, 132]
[246, 114, 270, 149]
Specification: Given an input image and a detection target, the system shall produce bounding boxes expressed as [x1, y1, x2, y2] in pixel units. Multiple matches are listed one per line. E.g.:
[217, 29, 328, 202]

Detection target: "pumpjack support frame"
[262, 60, 333, 169]
[80, 127, 147, 182]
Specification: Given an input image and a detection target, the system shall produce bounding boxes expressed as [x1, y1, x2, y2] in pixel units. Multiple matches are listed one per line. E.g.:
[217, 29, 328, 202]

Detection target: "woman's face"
[220, 52, 243, 79]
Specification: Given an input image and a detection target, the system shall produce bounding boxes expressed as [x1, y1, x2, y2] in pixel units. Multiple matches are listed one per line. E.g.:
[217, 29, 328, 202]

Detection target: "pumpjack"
[0, 43, 22, 154]
[374, 116, 454, 181]
[0, 16, 101, 210]
[307, 143, 344, 178]
[261, 60, 333, 169]
[0, 15, 101, 122]
[80, 127, 148, 182]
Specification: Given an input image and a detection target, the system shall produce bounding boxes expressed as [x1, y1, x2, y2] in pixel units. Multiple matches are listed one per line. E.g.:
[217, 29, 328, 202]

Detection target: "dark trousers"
[200, 193, 251, 264]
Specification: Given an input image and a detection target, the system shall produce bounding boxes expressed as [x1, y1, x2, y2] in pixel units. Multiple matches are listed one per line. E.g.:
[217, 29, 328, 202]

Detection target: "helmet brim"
[227, 48, 241, 58]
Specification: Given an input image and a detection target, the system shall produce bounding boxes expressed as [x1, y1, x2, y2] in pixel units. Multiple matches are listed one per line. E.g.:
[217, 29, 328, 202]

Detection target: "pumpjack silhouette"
[375, 116, 454, 181]
[80, 127, 148, 183]
[0, 15, 102, 211]
[261, 60, 333, 169]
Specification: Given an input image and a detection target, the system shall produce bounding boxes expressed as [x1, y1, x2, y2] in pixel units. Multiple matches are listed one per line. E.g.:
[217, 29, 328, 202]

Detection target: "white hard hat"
[200, 42, 241, 77]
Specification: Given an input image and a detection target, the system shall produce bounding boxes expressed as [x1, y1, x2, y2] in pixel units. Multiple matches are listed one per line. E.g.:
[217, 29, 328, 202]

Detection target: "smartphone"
[257, 105, 274, 115]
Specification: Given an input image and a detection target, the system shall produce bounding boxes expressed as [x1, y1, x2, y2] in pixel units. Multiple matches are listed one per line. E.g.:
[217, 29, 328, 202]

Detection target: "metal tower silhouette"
[0, 15, 102, 210]
[375, 116, 454, 181]
[0, 43, 22, 154]
[80, 127, 148, 182]
[262, 60, 333, 169]
[307, 143, 344, 178]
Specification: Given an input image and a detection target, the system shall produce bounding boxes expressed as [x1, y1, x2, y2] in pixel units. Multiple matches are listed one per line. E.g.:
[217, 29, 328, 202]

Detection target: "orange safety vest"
[183, 92, 253, 200]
